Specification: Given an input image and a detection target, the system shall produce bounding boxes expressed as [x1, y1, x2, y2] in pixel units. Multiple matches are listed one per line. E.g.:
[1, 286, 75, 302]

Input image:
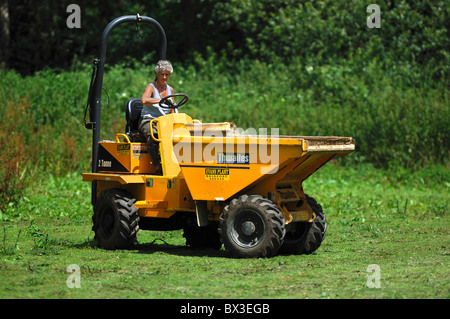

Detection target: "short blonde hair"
[154, 60, 173, 75]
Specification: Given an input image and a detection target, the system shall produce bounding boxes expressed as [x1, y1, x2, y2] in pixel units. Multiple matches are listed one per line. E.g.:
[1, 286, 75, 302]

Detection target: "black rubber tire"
[183, 222, 222, 250]
[92, 188, 139, 250]
[218, 195, 285, 258]
[279, 194, 327, 255]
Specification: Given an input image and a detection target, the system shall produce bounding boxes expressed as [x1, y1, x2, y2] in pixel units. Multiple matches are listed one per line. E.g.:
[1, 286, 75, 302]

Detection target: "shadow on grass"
[135, 240, 228, 258]
[70, 238, 229, 258]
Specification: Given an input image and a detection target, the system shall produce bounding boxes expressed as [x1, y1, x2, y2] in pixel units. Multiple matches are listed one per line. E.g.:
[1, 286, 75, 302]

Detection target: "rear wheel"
[92, 189, 139, 250]
[219, 195, 285, 258]
[279, 195, 327, 255]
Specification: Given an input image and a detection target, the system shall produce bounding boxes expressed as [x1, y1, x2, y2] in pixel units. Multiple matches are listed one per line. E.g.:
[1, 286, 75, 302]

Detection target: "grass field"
[1, 163, 448, 299]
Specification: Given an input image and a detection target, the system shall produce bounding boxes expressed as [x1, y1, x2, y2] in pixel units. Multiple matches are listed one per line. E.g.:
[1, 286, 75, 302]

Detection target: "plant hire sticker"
[205, 168, 230, 181]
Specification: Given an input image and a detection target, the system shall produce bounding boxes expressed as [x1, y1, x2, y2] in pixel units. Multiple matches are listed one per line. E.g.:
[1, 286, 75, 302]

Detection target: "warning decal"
[117, 144, 130, 156]
[132, 144, 148, 159]
[205, 168, 230, 181]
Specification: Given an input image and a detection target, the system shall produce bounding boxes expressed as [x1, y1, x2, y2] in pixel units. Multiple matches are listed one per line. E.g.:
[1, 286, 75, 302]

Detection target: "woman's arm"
[141, 84, 160, 105]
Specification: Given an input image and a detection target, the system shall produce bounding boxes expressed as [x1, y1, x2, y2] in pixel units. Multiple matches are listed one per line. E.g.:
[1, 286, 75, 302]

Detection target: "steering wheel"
[158, 93, 189, 109]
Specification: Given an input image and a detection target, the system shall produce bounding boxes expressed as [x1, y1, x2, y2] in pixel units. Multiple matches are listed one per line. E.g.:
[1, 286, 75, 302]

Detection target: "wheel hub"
[241, 221, 256, 236]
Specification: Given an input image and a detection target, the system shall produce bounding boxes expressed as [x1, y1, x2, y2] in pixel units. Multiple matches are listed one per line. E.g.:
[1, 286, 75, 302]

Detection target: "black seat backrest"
[125, 98, 144, 134]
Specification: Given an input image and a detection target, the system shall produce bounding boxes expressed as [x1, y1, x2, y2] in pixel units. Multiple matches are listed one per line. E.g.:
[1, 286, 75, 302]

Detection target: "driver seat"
[125, 98, 146, 142]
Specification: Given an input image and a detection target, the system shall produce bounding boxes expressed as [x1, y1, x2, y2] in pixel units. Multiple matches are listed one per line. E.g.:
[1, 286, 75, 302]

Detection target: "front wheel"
[279, 195, 327, 255]
[92, 189, 140, 250]
[219, 195, 285, 258]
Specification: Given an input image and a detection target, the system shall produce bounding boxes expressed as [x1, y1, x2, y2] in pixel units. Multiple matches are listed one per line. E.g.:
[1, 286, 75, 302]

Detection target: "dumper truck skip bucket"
[170, 114, 354, 224]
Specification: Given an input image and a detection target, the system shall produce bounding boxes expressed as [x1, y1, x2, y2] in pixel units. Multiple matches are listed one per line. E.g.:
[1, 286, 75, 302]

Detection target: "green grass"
[1, 164, 448, 299]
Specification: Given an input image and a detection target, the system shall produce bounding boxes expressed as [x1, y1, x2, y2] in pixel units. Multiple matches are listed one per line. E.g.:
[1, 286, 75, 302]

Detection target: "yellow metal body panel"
[97, 140, 153, 174]
[82, 172, 195, 218]
[138, 175, 194, 217]
[154, 113, 194, 176]
[82, 172, 146, 184]
[172, 135, 303, 201]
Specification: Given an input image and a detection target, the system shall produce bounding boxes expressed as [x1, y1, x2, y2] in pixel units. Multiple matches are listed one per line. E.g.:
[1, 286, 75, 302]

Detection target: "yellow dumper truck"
[82, 15, 355, 258]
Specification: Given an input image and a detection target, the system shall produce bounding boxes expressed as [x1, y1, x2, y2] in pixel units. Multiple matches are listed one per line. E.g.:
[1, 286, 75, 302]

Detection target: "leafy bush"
[0, 100, 28, 211]
[0, 70, 93, 210]
[7, 0, 450, 84]
[209, 0, 450, 84]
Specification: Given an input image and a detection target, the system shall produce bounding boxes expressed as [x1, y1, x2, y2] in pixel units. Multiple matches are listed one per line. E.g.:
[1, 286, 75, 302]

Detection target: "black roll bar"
[86, 15, 167, 204]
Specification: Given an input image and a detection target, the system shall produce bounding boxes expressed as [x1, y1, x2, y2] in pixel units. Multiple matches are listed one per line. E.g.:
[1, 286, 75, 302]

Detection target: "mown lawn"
[0, 164, 448, 299]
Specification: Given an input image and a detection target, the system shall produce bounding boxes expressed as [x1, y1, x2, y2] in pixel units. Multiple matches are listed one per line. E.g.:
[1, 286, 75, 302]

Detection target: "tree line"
[0, 0, 448, 81]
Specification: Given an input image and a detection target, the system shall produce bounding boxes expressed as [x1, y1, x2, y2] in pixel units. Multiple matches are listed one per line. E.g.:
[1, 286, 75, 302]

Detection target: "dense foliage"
[3, 0, 449, 81]
[1, 0, 449, 210]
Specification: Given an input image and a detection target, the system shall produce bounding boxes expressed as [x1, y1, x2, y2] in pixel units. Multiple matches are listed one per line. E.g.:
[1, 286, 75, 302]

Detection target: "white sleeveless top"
[141, 83, 178, 119]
